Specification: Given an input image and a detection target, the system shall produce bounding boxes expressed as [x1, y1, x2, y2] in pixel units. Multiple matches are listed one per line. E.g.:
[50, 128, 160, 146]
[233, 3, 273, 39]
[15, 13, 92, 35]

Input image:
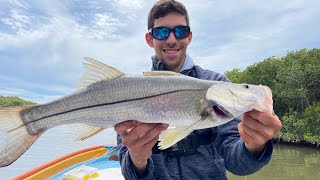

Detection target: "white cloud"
[107, 0, 144, 11]
[1, 9, 31, 29]
[0, 0, 152, 103]
[7, 0, 30, 9]
[185, 0, 320, 72]
[0, 0, 319, 103]
[89, 13, 124, 40]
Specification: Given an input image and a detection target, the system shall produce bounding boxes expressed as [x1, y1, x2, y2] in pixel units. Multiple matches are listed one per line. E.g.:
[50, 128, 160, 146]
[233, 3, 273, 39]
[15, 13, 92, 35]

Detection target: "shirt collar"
[151, 53, 195, 72]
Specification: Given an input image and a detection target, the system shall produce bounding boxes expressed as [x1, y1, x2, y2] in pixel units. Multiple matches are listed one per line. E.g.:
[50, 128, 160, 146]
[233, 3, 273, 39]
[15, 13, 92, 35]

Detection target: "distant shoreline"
[273, 138, 320, 149]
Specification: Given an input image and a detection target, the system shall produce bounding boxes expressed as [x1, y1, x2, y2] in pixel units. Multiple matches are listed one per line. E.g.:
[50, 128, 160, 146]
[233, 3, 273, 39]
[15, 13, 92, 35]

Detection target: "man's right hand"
[115, 120, 169, 177]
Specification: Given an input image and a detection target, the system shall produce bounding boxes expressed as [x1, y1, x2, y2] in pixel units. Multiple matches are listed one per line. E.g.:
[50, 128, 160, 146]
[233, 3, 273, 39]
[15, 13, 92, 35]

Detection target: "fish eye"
[244, 84, 249, 89]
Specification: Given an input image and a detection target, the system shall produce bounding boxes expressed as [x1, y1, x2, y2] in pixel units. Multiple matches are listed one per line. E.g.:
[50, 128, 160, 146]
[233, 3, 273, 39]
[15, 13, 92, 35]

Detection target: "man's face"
[146, 13, 192, 72]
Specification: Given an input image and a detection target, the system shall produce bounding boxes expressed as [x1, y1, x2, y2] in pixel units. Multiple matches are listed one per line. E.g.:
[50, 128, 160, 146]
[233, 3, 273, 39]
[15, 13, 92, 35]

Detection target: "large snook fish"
[0, 58, 273, 167]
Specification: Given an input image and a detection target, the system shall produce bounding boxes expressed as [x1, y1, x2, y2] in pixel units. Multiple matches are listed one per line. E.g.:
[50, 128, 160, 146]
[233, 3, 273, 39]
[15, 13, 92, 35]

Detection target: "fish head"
[205, 82, 273, 119]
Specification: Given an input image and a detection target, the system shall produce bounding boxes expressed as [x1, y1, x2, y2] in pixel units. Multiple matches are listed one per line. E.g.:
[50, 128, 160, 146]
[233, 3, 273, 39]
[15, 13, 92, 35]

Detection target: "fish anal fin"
[158, 126, 194, 150]
[77, 57, 125, 90]
[74, 124, 105, 141]
[143, 71, 181, 76]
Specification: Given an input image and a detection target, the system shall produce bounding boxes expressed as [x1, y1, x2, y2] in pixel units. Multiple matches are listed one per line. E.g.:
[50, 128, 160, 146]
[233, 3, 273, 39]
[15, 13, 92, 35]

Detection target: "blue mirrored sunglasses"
[148, 26, 190, 40]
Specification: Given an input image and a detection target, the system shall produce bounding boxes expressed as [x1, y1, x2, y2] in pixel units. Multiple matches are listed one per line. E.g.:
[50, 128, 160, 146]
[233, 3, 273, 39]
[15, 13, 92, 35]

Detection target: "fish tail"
[0, 106, 41, 167]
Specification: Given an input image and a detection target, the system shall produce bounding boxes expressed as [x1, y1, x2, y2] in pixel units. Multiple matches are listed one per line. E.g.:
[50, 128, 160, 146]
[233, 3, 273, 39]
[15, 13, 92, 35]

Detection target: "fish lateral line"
[26, 88, 207, 125]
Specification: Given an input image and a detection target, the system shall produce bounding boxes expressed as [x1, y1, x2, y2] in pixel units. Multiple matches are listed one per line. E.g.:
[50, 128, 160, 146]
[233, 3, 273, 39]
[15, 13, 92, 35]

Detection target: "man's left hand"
[238, 110, 282, 155]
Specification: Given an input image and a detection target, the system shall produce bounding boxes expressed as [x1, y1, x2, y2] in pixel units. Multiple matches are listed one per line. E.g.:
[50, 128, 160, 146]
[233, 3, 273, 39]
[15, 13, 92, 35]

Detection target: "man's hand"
[115, 120, 168, 177]
[238, 110, 282, 156]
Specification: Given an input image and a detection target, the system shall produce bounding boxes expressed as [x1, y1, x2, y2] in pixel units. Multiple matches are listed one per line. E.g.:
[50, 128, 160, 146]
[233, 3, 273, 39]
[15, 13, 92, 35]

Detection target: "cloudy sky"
[1, 0, 319, 103]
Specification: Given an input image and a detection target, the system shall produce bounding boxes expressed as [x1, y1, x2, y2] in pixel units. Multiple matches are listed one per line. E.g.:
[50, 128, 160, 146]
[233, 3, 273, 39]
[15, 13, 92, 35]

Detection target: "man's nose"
[165, 31, 177, 45]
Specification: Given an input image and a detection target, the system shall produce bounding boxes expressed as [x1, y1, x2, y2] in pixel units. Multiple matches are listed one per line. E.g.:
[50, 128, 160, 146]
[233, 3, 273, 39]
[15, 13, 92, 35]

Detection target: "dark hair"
[147, 0, 190, 30]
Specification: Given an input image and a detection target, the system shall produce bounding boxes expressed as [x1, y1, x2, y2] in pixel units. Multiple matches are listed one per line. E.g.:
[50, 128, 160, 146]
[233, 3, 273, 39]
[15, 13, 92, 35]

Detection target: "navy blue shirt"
[117, 54, 273, 180]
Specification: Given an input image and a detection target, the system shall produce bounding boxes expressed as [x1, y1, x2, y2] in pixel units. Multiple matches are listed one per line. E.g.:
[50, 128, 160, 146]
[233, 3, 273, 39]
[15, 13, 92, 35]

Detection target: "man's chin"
[163, 58, 178, 65]
[163, 61, 181, 71]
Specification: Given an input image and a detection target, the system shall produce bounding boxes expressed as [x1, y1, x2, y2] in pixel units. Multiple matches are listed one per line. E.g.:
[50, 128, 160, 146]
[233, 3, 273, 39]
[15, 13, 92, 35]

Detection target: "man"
[115, 0, 282, 179]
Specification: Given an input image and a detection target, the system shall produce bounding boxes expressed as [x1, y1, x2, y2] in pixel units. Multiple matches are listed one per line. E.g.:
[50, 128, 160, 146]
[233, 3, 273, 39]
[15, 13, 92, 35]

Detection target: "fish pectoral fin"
[158, 126, 194, 150]
[74, 124, 105, 141]
[143, 71, 181, 76]
[77, 57, 125, 90]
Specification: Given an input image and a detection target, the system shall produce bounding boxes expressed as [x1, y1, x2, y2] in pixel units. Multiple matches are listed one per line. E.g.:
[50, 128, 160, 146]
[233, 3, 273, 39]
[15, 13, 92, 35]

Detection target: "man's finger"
[242, 113, 264, 129]
[244, 110, 279, 126]
[242, 116, 275, 140]
[240, 122, 267, 145]
[138, 124, 168, 148]
[114, 120, 139, 135]
[141, 135, 161, 153]
[123, 123, 159, 148]
[238, 123, 254, 144]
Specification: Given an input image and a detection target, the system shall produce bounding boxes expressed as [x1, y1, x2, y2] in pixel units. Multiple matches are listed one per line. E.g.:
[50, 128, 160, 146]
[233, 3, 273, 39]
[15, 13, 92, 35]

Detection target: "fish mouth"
[210, 101, 234, 119]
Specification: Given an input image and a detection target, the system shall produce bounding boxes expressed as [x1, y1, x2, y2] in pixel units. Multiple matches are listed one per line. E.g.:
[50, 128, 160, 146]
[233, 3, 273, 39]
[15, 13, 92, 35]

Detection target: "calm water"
[0, 126, 319, 180]
[228, 144, 320, 180]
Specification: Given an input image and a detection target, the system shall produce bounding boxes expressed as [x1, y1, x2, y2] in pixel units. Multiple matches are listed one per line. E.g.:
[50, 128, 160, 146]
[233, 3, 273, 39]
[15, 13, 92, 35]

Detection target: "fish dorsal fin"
[143, 71, 181, 76]
[74, 124, 105, 141]
[77, 57, 125, 90]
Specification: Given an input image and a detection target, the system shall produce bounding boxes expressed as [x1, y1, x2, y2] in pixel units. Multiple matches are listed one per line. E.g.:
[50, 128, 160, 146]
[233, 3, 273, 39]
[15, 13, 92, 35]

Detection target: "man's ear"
[145, 33, 154, 48]
[187, 31, 193, 45]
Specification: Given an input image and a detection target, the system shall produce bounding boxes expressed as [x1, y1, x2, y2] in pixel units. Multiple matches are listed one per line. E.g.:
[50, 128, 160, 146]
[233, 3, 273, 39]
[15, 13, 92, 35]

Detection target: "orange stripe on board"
[11, 145, 105, 180]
